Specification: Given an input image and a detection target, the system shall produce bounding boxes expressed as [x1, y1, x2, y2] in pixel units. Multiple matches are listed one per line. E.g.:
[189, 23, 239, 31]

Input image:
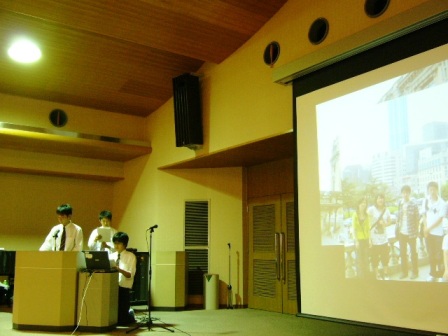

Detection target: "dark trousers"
[118, 286, 132, 325]
[398, 233, 418, 275]
[370, 243, 389, 269]
[426, 234, 444, 277]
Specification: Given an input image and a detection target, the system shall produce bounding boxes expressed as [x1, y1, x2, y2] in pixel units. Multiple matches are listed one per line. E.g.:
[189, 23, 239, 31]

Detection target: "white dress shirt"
[110, 249, 136, 289]
[39, 222, 84, 251]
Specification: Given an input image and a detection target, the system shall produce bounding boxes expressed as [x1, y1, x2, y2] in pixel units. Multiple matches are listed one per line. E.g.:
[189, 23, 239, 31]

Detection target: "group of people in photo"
[350, 181, 448, 282]
[39, 204, 137, 326]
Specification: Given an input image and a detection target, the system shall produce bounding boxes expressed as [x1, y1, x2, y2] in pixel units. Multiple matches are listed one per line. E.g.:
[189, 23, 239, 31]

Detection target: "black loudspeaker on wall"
[172, 73, 203, 149]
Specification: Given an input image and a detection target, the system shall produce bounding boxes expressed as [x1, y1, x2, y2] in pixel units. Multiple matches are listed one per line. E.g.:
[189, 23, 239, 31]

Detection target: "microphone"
[147, 224, 158, 230]
[53, 230, 60, 238]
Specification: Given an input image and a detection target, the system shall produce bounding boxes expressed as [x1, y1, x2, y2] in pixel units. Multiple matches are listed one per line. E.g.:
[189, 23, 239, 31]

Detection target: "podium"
[77, 271, 118, 332]
[12, 251, 84, 331]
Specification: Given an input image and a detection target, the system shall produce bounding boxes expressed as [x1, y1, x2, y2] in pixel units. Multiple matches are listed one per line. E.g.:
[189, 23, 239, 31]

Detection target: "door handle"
[280, 232, 286, 283]
[275, 232, 280, 280]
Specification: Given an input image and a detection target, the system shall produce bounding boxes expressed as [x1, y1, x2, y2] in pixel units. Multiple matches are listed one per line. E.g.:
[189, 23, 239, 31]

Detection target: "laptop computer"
[82, 250, 117, 273]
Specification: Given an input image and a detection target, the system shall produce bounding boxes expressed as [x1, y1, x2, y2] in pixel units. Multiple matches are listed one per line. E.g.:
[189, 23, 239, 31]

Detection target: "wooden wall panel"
[246, 158, 294, 199]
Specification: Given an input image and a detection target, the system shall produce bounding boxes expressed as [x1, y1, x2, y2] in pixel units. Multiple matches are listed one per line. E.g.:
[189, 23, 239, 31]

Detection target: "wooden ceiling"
[0, 1, 294, 171]
[0, 0, 287, 118]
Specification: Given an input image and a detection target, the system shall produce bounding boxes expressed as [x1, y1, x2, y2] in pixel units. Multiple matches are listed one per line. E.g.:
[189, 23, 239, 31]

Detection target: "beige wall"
[1, 0, 445, 306]
[114, 0, 444, 306]
[273, 0, 443, 69]
[0, 93, 147, 140]
[0, 93, 140, 251]
[113, 101, 244, 304]
[0, 171, 113, 251]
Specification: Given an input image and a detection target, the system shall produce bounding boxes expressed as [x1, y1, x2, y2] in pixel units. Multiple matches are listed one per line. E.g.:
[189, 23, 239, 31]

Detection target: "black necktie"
[116, 253, 120, 266]
[59, 227, 66, 251]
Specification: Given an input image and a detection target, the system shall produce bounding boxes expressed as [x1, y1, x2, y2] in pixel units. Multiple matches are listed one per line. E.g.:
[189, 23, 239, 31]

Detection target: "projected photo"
[317, 60, 448, 282]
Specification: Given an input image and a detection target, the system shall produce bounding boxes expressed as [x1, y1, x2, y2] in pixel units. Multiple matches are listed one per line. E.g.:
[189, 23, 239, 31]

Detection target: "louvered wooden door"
[248, 194, 297, 314]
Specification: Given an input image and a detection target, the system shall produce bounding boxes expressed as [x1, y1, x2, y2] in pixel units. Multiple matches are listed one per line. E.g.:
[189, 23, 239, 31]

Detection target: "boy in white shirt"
[87, 210, 117, 252]
[421, 181, 446, 281]
[110, 232, 137, 326]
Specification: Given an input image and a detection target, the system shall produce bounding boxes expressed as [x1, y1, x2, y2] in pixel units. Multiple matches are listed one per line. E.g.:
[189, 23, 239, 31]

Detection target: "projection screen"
[294, 17, 448, 334]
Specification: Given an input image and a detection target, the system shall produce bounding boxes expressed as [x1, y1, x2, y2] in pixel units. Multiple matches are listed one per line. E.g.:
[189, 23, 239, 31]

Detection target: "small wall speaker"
[172, 73, 203, 149]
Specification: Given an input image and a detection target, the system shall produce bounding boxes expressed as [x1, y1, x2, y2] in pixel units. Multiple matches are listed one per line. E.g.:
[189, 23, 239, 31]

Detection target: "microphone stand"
[126, 226, 174, 333]
[227, 243, 233, 309]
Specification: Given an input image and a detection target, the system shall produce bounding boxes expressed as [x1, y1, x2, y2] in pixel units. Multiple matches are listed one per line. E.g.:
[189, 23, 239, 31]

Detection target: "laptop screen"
[82, 250, 116, 272]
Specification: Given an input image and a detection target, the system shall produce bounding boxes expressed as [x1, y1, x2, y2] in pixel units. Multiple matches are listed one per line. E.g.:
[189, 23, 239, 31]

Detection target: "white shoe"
[128, 308, 136, 322]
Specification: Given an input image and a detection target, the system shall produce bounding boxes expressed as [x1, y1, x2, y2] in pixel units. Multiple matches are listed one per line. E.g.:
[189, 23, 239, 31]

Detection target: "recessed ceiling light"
[8, 38, 42, 63]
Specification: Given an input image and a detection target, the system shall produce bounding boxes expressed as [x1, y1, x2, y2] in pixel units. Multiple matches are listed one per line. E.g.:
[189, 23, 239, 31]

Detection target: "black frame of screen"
[292, 16, 448, 334]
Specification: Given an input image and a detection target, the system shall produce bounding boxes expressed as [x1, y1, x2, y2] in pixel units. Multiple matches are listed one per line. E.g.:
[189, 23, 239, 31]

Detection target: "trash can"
[204, 274, 219, 310]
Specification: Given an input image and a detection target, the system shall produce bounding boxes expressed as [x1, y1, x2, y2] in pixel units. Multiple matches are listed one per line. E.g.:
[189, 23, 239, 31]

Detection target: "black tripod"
[126, 225, 174, 333]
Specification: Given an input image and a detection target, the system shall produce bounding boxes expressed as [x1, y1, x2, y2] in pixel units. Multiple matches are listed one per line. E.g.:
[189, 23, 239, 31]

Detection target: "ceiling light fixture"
[8, 38, 42, 63]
